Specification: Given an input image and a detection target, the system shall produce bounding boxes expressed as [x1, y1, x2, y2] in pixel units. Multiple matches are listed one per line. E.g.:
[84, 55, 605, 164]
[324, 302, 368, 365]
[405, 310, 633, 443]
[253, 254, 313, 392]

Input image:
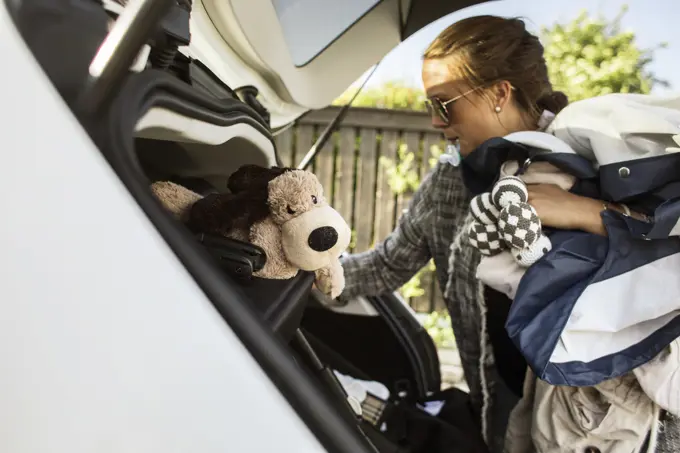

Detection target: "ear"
[187, 189, 272, 236]
[242, 187, 275, 227]
[187, 193, 241, 235]
[493, 80, 514, 111]
[227, 165, 293, 194]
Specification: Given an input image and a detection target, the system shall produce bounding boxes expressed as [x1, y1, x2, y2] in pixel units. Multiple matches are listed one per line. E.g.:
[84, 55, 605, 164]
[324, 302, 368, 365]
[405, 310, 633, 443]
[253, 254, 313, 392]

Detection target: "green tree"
[541, 6, 668, 101]
[333, 81, 427, 111]
[380, 143, 422, 195]
[421, 310, 457, 350]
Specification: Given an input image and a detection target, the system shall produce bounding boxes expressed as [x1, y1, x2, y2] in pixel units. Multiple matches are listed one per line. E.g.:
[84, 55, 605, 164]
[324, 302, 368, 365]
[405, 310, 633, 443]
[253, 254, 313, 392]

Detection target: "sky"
[356, 0, 679, 95]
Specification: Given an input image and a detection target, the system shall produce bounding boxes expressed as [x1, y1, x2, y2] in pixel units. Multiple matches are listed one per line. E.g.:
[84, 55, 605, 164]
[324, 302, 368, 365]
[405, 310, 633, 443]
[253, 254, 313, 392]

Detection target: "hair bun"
[537, 91, 569, 114]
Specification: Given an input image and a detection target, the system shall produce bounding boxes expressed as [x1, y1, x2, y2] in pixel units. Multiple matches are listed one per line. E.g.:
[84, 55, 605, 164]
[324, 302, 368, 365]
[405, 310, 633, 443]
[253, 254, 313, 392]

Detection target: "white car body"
[0, 0, 480, 451]
[1, 3, 325, 451]
[188, 0, 480, 128]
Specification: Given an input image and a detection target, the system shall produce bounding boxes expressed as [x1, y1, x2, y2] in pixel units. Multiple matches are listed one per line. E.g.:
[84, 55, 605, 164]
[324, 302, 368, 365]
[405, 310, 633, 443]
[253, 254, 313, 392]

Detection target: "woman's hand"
[527, 184, 607, 236]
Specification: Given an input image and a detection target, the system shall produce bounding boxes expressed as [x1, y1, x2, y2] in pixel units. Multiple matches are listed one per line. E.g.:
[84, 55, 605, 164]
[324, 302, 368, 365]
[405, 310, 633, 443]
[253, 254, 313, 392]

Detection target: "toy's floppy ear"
[187, 193, 240, 235]
[187, 190, 271, 236]
[227, 164, 293, 194]
[188, 165, 291, 237]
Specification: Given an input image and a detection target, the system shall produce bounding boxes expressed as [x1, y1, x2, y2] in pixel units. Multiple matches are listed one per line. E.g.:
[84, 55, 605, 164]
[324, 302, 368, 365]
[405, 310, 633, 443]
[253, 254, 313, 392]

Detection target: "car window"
[271, 0, 382, 67]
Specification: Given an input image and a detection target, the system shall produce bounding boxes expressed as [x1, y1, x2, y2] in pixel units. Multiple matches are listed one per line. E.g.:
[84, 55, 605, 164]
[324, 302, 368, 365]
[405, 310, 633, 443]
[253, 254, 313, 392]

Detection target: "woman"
[338, 15, 678, 453]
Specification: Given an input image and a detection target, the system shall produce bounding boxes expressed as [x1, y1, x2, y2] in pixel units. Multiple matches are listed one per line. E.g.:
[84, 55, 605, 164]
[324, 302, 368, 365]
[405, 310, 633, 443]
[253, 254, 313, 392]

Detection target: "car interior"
[8, 0, 490, 452]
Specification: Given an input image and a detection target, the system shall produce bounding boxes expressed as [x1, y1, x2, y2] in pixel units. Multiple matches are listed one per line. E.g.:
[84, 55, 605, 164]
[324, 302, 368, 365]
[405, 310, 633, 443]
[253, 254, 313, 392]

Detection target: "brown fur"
[150, 181, 202, 222]
[150, 165, 348, 294]
[153, 166, 318, 280]
[249, 217, 298, 279]
[187, 191, 269, 237]
[227, 164, 293, 194]
[314, 259, 344, 296]
[186, 165, 297, 235]
[267, 170, 325, 225]
[187, 167, 324, 236]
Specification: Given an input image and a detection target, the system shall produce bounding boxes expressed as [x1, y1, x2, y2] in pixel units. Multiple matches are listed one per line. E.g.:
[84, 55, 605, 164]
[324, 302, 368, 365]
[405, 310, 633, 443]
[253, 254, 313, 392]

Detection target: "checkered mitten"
[513, 235, 552, 267]
[467, 221, 505, 256]
[497, 202, 542, 249]
[491, 175, 552, 267]
[492, 176, 528, 208]
[470, 192, 501, 225]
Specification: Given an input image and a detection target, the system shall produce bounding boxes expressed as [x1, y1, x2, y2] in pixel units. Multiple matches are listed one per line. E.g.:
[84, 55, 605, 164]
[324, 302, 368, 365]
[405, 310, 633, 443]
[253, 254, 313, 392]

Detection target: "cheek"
[457, 108, 498, 154]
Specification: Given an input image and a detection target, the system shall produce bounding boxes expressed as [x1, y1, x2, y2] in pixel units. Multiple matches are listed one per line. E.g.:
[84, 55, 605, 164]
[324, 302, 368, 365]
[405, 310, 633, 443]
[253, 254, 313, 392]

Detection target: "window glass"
[271, 0, 382, 66]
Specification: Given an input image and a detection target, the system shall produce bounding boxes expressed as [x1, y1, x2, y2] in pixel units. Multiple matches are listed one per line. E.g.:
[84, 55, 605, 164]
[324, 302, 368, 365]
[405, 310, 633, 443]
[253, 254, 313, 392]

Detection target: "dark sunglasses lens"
[425, 100, 435, 115]
[426, 99, 449, 124]
[436, 102, 449, 123]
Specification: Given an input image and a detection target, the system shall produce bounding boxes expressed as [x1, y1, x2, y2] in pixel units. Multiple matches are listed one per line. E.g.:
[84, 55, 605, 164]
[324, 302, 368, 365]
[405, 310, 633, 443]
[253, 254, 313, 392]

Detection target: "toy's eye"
[287, 206, 296, 215]
[312, 195, 318, 204]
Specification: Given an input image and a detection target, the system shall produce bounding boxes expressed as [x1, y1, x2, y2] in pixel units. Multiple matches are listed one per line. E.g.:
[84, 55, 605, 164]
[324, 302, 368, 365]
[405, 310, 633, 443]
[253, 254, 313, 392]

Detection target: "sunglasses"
[425, 87, 479, 125]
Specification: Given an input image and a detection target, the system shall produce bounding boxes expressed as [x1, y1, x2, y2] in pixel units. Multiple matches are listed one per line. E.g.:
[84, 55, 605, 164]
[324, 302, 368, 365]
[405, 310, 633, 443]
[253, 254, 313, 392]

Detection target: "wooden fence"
[273, 106, 448, 313]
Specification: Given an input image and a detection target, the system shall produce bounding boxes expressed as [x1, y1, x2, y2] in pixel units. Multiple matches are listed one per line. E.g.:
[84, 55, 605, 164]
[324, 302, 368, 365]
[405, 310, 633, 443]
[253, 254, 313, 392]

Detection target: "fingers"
[526, 185, 544, 201]
[527, 183, 563, 198]
[527, 183, 551, 192]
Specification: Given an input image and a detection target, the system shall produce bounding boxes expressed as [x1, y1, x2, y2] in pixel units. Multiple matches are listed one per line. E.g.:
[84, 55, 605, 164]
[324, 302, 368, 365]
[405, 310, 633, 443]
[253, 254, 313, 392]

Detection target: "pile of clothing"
[462, 93, 680, 453]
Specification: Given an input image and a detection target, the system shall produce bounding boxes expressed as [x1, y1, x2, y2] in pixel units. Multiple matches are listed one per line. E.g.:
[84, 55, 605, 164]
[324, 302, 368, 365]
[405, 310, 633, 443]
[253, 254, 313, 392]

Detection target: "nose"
[426, 103, 448, 129]
[430, 112, 447, 129]
[308, 226, 338, 252]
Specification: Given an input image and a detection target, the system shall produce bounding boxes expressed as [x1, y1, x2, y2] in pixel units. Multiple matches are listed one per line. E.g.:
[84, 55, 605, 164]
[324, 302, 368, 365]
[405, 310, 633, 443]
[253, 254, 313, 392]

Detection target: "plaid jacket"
[340, 158, 680, 453]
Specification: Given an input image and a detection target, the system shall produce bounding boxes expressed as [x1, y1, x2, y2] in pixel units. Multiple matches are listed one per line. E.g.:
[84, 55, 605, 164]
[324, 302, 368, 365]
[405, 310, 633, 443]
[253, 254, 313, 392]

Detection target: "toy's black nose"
[308, 226, 338, 252]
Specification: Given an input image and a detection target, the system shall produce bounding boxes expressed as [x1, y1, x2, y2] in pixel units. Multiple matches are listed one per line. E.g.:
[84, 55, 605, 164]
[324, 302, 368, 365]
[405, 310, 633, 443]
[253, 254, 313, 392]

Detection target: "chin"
[459, 139, 483, 157]
[459, 146, 473, 157]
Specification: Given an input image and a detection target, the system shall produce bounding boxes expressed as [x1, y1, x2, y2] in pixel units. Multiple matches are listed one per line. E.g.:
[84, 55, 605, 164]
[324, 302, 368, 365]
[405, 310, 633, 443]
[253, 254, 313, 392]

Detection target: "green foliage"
[349, 229, 357, 250]
[380, 143, 421, 195]
[428, 143, 445, 169]
[400, 271, 427, 299]
[421, 310, 457, 349]
[541, 6, 668, 101]
[399, 260, 436, 299]
[380, 142, 445, 197]
[333, 81, 427, 111]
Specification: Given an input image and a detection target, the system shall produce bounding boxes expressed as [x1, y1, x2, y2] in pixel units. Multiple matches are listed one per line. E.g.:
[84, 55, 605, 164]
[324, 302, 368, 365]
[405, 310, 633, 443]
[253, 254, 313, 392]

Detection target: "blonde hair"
[424, 15, 568, 120]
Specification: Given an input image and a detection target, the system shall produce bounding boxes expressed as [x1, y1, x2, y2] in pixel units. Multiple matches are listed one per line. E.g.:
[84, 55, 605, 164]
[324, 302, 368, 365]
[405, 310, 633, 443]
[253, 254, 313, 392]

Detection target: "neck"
[502, 109, 538, 135]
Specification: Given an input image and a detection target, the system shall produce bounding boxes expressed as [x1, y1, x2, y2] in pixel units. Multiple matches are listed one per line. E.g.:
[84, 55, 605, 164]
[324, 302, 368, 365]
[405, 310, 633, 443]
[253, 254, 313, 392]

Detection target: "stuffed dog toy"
[151, 165, 351, 298]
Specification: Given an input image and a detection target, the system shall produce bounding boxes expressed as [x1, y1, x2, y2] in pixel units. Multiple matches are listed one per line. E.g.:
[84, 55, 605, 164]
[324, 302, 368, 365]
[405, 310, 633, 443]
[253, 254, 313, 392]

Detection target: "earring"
[495, 106, 502, 113]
